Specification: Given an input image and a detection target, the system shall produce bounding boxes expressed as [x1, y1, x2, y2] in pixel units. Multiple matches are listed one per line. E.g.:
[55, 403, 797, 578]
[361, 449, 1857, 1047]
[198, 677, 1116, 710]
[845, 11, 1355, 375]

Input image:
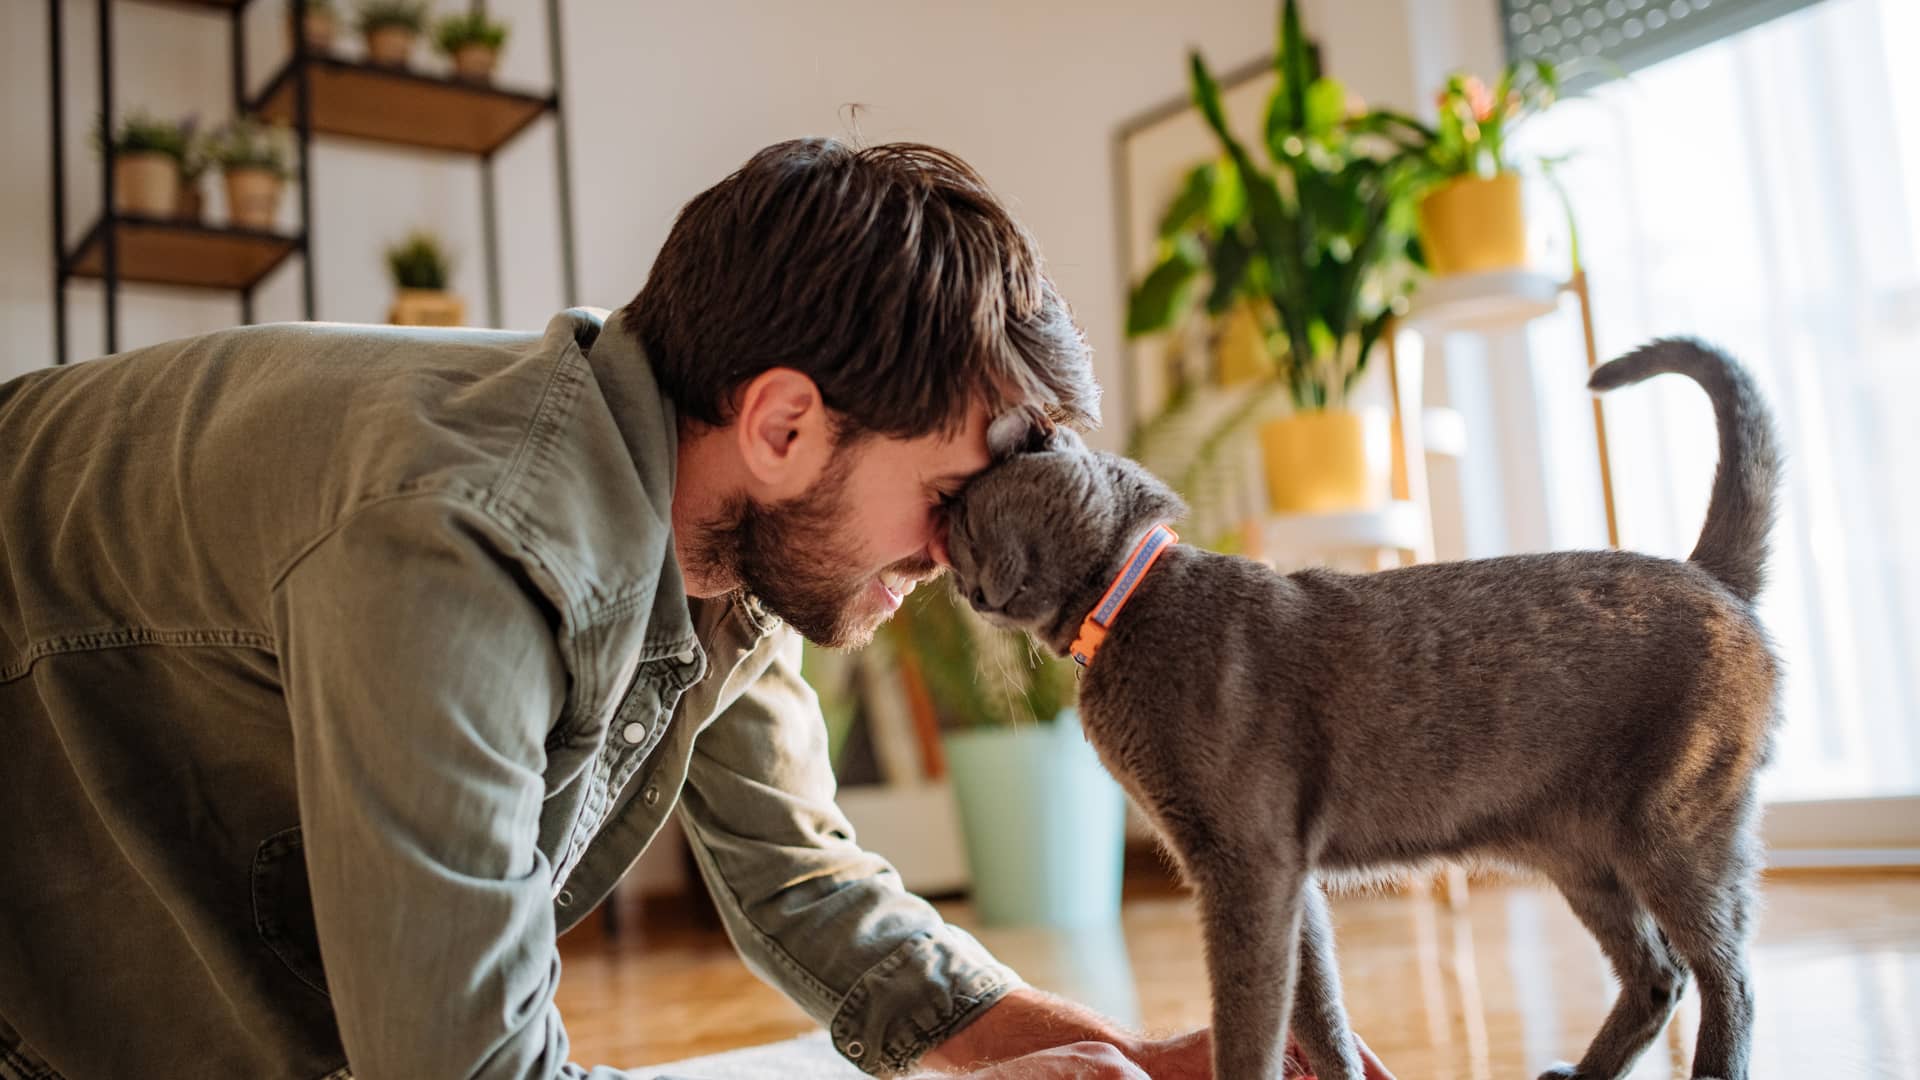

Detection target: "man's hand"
[917, 988, 1395, 1079]
[1283, 1031, 1399, 1079]
[942, 1041, 1149, 1079]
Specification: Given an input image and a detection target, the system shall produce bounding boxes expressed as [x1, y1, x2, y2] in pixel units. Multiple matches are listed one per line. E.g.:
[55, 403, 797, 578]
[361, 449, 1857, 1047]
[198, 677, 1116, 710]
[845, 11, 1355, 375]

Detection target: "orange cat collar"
[1069, 522, 1179, 668]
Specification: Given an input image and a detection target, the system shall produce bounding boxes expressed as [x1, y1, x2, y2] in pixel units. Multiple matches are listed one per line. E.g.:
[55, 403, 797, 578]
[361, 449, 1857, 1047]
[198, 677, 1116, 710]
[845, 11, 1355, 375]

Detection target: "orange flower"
[1466, 77, 1496, 122]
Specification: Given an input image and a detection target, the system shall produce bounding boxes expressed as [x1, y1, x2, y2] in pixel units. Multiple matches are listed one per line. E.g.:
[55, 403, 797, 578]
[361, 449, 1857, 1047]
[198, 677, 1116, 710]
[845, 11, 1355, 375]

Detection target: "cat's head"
[944, 408, 1186, 655]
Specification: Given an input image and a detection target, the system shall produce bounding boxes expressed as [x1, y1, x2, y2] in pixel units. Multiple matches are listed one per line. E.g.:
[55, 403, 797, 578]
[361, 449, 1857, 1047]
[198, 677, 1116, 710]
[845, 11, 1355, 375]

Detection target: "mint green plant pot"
[943, 708, 1126, 928]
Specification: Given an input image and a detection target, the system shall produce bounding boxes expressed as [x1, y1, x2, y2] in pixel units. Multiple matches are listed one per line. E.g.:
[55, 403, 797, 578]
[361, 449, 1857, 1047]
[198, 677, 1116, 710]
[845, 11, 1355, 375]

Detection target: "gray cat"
[942, 339, 1780, 1080]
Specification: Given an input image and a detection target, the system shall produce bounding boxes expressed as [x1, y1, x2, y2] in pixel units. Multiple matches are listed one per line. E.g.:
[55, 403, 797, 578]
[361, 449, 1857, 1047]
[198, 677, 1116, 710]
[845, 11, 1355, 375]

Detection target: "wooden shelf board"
[252, 56, 555, 156]
[68, 217, 301, 291]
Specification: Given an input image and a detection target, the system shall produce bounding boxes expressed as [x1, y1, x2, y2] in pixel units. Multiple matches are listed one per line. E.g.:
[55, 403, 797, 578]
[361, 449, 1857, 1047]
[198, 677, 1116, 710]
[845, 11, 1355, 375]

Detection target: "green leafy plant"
[433, 10, 508, 53]
[92, 111, 191, 162]
[206, 119, 292, 178]
[1126, 0, 1423, 413]
[355, 0, 426, 34]
[385, 230, 452, 290]
[885, 585, 1076, 731]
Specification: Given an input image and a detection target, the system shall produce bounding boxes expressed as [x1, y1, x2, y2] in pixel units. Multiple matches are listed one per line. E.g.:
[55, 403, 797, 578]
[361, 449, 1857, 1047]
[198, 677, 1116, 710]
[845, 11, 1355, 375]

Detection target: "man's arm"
[273, 494, 621, 1079]
[677, 625, 1028, 1076]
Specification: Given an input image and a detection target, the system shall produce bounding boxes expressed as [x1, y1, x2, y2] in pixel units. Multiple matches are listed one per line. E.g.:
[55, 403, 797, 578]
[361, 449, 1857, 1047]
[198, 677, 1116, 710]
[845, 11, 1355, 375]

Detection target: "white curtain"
[1507, 0, 1920, 802]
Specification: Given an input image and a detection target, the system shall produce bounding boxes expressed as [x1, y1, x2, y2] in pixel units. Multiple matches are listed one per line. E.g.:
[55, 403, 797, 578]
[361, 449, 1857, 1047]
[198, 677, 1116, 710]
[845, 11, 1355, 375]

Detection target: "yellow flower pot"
[1417, 172, 1527, 277]
[389, 288, 465, 327]
[1258, 409, 1379, 514]
[114, 153, 180, 219]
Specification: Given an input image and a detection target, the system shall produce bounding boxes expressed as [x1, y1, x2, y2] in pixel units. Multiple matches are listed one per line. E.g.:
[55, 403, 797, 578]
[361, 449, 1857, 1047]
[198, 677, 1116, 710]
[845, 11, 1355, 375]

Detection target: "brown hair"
[624, 139, 1100, 441]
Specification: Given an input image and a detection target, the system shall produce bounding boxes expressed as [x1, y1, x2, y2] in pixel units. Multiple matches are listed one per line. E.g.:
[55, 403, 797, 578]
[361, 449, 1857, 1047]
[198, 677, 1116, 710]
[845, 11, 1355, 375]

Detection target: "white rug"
[638, 1031, 870, 1079]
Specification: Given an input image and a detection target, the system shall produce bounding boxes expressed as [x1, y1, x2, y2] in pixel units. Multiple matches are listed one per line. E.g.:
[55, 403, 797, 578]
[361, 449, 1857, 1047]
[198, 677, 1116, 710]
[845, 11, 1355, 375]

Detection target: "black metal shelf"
[48, 0, 580, 363]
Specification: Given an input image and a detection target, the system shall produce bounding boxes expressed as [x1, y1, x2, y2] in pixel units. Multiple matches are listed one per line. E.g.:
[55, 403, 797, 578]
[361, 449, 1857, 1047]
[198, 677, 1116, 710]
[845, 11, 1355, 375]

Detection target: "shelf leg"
[482, 153, 502, 329]
[96, 0, 117, 355]
[50, 0, 70, 365]
[1570, 270, 1621, 548]
[546, 0, 578, 306]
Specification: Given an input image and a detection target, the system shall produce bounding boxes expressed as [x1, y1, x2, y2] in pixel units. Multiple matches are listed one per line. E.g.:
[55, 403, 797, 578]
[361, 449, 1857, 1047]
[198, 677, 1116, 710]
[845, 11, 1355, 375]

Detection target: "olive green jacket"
[0, 308, 1017, 1079]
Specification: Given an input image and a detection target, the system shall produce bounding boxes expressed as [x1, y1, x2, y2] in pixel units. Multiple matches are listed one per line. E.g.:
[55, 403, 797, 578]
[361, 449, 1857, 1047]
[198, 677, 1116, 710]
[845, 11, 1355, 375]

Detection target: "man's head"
[629, 138, 1100, 647]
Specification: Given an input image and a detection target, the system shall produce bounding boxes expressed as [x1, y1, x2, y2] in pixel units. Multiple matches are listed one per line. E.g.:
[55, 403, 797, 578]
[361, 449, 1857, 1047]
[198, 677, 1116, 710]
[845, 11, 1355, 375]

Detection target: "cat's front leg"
[1195, 856, 1309, 1080]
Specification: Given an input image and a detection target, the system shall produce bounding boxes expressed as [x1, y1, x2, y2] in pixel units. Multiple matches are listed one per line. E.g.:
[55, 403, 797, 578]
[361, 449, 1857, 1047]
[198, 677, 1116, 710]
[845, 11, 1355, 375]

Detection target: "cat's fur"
[943, 339, 1780, 1080]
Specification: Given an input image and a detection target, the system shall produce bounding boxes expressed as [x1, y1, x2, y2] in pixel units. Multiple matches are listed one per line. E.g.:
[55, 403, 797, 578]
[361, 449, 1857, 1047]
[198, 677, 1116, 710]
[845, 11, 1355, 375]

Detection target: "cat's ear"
[987, 407, 1084, 460]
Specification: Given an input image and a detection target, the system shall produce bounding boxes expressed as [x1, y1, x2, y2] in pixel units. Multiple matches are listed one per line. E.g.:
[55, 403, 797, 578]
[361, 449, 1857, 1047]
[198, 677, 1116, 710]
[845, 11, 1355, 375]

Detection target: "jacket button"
[557, 889, 573, 907]
[643, 785, 660, 806]
[675, 646, 696, 664]
[844, 1040, 864, 1059]
[621, 722, 645, 744]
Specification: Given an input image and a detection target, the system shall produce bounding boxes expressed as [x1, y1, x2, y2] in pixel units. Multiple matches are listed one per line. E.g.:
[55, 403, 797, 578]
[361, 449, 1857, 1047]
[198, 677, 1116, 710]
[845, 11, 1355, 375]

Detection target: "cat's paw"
[1535, 1066, 1584, 1080]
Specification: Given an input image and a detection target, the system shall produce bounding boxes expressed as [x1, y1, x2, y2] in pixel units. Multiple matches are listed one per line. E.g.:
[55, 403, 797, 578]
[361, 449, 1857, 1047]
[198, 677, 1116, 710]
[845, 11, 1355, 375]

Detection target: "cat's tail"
[1588, 338, 1780, 605]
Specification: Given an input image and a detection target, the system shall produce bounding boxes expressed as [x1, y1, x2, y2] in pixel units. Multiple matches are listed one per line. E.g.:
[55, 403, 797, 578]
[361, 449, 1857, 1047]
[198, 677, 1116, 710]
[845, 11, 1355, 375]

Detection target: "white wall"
[2, 0, 1316, 455]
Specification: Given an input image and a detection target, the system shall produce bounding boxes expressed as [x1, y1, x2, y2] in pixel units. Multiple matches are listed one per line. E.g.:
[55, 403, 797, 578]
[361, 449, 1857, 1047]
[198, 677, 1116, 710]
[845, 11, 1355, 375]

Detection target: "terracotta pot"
[1416, 172, 1528, 277]
[451, 43, 498, 82]
[176, 181, 204, 223]
[224, 167, 283, 231]
[388, 288, 465, 327]
[295, 9, 336, 52]
[365, 25, 416, 66]
[113, 152, 180, 219]
[1258, 408, 1382, 514]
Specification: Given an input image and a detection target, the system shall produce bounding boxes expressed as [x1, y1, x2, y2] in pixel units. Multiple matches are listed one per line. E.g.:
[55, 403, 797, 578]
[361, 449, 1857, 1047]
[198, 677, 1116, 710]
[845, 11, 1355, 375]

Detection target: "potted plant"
[1369, 62, 1565, 276]
[385, 230, 464, 326]
[356, 0, 426, 67]
[1126, 0, 1422, 517]
[433, 10, 508, 82]
[93, 111, 190, 219]
[293, 0, 339, 53]
[208, 119, 292, 231]
[887, 586, 1125, 929]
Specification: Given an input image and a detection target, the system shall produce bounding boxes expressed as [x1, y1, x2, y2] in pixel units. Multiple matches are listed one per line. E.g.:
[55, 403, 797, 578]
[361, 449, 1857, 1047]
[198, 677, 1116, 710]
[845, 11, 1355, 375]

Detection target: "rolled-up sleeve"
[678, 627, 1023, 1077]
[271, 493, 632, 1080]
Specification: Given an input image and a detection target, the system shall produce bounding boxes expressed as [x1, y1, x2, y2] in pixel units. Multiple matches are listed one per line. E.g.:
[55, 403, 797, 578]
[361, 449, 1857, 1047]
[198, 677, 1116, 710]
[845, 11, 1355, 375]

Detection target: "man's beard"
[688, 449, 936, 649]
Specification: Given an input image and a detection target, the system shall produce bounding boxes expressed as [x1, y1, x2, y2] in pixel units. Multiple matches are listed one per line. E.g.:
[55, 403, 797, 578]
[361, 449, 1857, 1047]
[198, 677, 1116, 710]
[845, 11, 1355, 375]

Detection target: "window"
[1513, 0, 1920, 803]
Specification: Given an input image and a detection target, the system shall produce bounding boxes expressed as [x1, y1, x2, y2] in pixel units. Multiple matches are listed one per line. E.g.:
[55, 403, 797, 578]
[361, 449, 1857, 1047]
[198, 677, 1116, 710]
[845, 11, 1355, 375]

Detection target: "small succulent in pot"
[207, 119, 293, 232]
[385, 229, 466, 326]
[356, 0, 426, 67]
[433, 10, 509, 82]
[92, 111, 192, 218]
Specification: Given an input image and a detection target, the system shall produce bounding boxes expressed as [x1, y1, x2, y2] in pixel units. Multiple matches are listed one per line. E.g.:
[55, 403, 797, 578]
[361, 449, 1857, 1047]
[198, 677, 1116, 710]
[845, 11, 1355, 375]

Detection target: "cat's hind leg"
[1623, 816, 1760, 1080]
[1536, 866, 1690, 1080]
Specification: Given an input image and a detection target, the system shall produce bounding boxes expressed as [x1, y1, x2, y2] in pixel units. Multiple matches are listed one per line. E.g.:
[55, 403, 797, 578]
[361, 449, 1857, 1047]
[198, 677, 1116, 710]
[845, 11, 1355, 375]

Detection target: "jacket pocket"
[251, 826, 331, 998]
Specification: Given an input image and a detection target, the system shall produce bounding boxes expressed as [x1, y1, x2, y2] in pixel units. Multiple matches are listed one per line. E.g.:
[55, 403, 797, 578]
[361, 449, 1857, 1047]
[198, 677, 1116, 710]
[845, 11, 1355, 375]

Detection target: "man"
[0, 139, 1383, 1079]
[0, 141, 1182, 1076]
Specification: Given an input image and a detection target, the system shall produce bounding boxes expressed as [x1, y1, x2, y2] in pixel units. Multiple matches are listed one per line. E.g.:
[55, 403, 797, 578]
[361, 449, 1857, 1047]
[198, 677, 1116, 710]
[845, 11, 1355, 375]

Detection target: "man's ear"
[733, 368, 834, 499]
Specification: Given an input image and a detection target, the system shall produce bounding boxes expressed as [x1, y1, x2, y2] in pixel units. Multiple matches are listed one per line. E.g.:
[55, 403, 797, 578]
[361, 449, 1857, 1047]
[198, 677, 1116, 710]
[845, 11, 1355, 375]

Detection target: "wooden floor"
[555, 870, 1920, 1077]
